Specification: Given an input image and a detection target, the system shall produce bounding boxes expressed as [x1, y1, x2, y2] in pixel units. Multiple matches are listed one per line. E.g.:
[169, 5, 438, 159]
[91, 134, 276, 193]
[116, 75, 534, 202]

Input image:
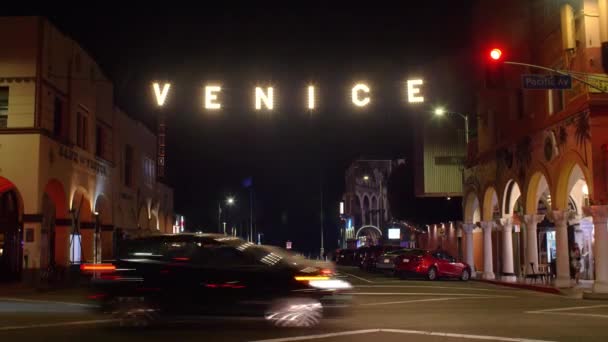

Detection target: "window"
[0, 87, 8, 128]
[547, 90, 564, 116]
[95, 124, 104, 157]
[53, 97, 63, 136]
[143, 157, 155, 187]
[124, 144, 133, 187]
[76, 112, 88, 149]
[70, 233, 82, 264]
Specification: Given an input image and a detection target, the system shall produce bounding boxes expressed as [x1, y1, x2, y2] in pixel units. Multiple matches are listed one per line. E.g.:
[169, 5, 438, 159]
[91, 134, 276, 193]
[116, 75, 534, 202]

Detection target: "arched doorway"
[95, 194, 112, 262]
[42, 179, 67, 268]
[71, 188, 92, 264]
[502, 180, 523, 278]
[0, 177, 23, 281]
[464, 192, 482, 273]
[557, 162, 593, 280]
[355, 225, 382, 247]
[138, 205, 149, 231]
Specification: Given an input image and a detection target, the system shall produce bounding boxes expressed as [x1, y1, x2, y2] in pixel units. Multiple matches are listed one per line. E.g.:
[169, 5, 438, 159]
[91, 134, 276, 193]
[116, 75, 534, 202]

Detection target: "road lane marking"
[342, 272, 373, 283]
[525, 304, 608, 319]
[0, 297, 95, 308]
[381, 328, 556, 342]
[526, 311, 608, 319]
[249, 328, 556, 342]
[360, 295, 514, 306]
[526, 304, 608, 313]
[355, 285, 497, 291]
[0, 319, 117, 331]
[351, 292, 514, 297]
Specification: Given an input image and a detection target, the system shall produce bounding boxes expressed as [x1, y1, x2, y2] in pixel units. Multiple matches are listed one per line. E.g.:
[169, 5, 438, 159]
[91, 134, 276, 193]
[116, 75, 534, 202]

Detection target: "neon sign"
[151, 79, 425, 109]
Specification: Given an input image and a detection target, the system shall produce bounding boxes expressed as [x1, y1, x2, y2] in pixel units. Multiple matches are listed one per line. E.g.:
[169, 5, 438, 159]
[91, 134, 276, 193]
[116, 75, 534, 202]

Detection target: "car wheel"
[460, 269, 471, 281]
[112, 297, 159, 328]
[427, 267, 438, 281]
[265, 298, 323, 328]
[396, 271, 407, 280]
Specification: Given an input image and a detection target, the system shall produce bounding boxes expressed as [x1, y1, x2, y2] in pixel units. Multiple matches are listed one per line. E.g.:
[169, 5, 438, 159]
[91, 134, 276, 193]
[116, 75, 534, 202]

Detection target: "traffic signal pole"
[504, 61, 606, 93]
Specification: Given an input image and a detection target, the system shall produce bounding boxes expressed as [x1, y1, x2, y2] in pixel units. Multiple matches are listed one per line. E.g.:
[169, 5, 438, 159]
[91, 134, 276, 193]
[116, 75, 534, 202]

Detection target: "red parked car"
[389, 249, 471, 281]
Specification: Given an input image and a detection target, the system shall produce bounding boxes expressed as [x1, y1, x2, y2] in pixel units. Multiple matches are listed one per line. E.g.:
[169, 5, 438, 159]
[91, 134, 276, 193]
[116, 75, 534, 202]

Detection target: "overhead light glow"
[582, 184, 589, 195]
[204, 85, 222, 109]
[407, 79, 424, 103]
[255, 87, 274, 110]
[352, 83, 370, 107]
[434, 107, 446, 116]
[308, 85, 315, 109]
[152, 82, 171, 106]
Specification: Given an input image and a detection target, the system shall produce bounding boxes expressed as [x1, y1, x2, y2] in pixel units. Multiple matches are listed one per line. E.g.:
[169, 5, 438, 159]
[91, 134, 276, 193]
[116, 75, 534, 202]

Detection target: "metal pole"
[218, 201, 221, 234]
[464, 115, 469, 145]
[250, 188, 253, 243]
[504, 61, 606, 93]
[320, 174, 325, 259]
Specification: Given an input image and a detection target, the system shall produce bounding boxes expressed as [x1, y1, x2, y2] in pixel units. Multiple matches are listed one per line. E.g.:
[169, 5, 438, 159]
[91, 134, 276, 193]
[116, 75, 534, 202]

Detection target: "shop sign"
[58, 145, 108, 176]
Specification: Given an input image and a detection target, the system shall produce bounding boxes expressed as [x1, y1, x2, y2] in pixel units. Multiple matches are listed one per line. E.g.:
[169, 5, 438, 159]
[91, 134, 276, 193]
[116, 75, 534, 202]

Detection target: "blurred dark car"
[361, 245, 401, 271]
[82, 234, 352, 327]
[336, 249, 356, 266]
[389, 249, 471, 281]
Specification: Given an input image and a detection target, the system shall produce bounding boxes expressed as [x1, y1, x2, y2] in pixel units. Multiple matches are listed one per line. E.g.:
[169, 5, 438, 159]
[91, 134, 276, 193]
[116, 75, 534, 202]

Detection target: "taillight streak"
[80, 264, 116, 272]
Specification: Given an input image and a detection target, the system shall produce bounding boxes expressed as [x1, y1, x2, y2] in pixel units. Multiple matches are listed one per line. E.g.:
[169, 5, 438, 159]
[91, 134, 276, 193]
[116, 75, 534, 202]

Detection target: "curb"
[472, 279, 562, 295]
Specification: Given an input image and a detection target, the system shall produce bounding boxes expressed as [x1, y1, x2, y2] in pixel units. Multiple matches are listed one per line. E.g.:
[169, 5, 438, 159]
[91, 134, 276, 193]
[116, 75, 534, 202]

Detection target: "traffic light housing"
[485, 48, 505, 89]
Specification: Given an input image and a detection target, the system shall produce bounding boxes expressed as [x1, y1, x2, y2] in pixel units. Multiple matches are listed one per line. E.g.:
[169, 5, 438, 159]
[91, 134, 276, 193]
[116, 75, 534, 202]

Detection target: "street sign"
[585, 74, 608, 93]
[522, 74, 572, 89]
[286, 241, 292, 250]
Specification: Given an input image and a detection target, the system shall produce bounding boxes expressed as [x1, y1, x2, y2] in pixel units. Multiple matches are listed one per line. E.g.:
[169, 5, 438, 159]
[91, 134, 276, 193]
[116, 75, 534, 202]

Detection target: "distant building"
[340, 159, 404, 248]
[0, 17, 174, 283]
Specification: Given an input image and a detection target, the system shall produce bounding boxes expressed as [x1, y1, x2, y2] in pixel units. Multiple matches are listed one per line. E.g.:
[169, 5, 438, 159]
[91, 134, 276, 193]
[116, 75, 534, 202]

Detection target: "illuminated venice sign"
[151, 79, 425, 109]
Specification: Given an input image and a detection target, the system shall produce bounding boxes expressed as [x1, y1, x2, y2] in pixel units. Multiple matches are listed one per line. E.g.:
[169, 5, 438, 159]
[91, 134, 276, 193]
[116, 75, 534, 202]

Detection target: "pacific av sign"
[151, 79, 425, 110]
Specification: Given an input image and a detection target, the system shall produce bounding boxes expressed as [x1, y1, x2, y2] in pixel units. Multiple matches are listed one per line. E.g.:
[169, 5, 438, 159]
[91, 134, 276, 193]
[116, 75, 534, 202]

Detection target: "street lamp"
[432, 106, 469, 144]
[218, 196, 236, 235]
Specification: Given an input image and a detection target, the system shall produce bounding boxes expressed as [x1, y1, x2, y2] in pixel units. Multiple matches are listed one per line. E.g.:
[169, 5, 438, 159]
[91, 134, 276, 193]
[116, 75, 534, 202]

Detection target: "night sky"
[42, 3, 475, 254]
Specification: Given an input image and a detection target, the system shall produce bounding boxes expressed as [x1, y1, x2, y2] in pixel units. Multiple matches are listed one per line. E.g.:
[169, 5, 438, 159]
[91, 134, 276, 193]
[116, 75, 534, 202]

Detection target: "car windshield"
[119, 235, 299, 268]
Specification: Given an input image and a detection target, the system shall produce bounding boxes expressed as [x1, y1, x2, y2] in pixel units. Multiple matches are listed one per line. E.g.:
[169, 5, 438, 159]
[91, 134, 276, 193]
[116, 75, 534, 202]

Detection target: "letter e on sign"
[407, 79, 424, 103]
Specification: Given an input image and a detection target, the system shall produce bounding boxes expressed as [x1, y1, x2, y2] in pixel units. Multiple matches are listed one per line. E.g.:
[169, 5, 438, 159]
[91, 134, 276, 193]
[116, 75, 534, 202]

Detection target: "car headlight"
[308, 279, 352, 290]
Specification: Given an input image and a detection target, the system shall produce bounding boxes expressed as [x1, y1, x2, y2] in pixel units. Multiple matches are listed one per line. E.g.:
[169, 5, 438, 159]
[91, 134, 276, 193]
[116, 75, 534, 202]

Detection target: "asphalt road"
[1, 267, 607, 341]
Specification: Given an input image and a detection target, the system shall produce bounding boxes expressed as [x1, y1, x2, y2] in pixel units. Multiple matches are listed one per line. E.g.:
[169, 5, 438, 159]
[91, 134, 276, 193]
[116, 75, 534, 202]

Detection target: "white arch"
[355, 225, 382, 238]
[567, 164, 588, 216]
[502, 180, 522, 217]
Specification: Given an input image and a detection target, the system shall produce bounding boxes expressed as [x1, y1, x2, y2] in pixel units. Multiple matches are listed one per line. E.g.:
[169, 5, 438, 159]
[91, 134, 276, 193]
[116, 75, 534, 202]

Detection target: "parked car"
[81, 234, 352, 328]
[362, 245, 402, 271]
[354, 247, 369, 268]
[374, 248, 408, 273]
[391, 249, 471, 281]
[336, 249, 356, 266]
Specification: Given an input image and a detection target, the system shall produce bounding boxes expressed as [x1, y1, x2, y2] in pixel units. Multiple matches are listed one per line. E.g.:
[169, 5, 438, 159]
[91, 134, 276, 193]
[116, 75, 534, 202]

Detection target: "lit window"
[76, 112, 88, 149]
[144, 157, 155, 187]
[70, 234, 82, 264]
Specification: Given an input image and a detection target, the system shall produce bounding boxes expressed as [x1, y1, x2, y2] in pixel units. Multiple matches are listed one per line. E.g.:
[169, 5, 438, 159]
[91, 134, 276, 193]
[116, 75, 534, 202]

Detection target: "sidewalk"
[472, 275, 594, 296]
[0, 283, 89, 303]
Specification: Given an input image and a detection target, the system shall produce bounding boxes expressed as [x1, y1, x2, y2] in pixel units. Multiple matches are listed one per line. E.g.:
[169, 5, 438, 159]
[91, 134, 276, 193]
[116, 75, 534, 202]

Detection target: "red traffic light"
[490, 48, 503, 61]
